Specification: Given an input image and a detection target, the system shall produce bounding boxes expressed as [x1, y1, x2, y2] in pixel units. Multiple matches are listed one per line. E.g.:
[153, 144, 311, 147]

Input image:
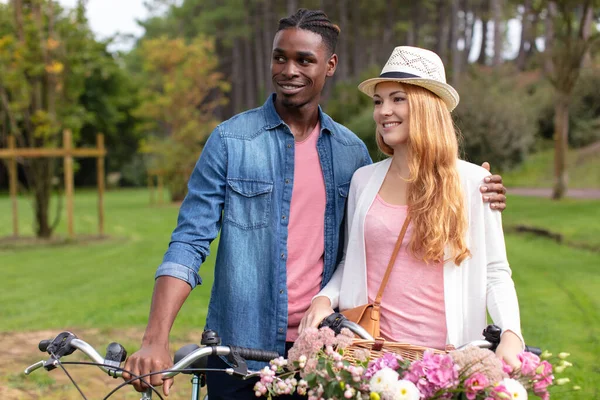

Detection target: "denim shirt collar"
[262, 93, 335, 135]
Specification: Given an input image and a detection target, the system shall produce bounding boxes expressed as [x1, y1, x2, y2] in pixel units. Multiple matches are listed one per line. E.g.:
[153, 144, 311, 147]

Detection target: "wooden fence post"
[8, 136, 18, 237]
[63, 129, 74, 239]
[157, 172, 164, 205]
[97, 134, 105, 237]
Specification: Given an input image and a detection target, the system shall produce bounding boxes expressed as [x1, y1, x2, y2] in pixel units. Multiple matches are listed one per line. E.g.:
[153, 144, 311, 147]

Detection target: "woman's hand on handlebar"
[123, 343, 174, 395]
[299, 296, 335, 334]
[495, 330, 523, 369]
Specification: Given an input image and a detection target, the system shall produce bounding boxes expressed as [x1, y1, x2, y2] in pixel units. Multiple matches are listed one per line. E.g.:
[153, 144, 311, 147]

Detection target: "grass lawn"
[502, 146, 600, 189]
[0, 189, 598, 399]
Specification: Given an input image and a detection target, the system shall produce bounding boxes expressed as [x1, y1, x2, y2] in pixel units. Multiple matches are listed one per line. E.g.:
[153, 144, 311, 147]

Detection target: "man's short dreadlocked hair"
[277, 9, 340, 55]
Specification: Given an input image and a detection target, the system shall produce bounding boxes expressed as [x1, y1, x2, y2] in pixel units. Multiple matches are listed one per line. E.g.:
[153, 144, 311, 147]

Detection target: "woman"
[299, 46, 524, 367]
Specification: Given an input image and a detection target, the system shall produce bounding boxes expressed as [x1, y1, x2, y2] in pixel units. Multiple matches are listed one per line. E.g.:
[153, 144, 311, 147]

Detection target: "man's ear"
[327, 53, 338, 77]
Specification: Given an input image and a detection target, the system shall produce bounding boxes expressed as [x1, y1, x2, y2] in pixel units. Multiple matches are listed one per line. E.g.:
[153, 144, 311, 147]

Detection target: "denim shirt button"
[282, 215, 286, 220]
[278, 328, 284, 333]
[287, 144, 292, 148]
[285, 179, 290, 184]
[281, 253, 285, 259]
[279, 289, 284, 294]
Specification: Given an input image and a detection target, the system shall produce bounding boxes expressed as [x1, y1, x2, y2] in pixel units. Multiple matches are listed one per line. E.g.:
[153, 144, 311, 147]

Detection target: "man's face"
[271, 28, 337, 109]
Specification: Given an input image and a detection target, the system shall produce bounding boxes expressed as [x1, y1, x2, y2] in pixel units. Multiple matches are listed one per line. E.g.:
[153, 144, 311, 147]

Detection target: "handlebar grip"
[229, 346, 280, 362]
[525, 345, 542, 356]
[39, 340, 51, 352]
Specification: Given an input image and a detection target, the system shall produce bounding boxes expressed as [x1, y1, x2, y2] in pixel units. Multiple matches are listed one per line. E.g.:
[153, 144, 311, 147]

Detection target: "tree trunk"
[450, 0, 460, 87]
[461, 0, 476, 66]
[477, 1, 489, 65]
[253, 1, 266, 99]
[286, 0, 298, 16]
[552, 94, 569, 200]
[31, 159, 53, 237]
[516, 0, 533, 70]
[408, 2, 423, 47]
[435, 0, 450, 64]
[380, 0, 395, 62]
[263, 0, 274, 95]
[336, 0, 349, 81]
[243, 6, 256, 109]
[491, 0, 504, 66]
[581, 4, 593, 67]
[351, 4, 363, 76]
[544, 2, 556, 76]
[232, 39, 243, 114]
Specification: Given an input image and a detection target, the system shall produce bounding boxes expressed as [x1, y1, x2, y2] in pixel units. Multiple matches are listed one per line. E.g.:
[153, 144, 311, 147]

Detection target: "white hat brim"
[358, 77, 460, 112]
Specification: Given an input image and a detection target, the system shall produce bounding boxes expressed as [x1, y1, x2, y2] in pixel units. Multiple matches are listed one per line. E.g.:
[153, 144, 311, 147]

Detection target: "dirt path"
[508, 187, 600, 199]
[0, 328, 207, 400]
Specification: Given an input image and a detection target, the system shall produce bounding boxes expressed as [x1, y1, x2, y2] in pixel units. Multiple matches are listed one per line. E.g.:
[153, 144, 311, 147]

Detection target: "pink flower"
[491, 384, 511, 399]
[532, 360, 553, 398]
[365, 352, 402, 379]
[517, 351, 540, 376]
[464, 372, 489, 400]
[501, 359, 514, 375]
[403, 351, 459, 398]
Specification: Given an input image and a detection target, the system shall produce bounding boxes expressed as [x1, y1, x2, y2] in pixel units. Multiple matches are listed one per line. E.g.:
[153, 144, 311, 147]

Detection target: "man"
[123, 9, 507, 399]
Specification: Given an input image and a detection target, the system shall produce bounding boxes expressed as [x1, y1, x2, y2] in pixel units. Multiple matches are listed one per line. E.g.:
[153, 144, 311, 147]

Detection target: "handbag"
[341, 215, 411, 338]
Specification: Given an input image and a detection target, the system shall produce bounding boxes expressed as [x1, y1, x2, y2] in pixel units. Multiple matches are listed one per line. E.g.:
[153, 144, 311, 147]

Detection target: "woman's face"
[372, 81, 410, 149]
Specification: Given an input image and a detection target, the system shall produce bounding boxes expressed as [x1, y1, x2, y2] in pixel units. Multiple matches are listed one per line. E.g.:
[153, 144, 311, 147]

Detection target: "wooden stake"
[157, 173, 164, 205]
[97, 134, 105, 237]
[148, 174, 155, 205]
[8, 136, 18, 237]
[63, 129, 74, 238]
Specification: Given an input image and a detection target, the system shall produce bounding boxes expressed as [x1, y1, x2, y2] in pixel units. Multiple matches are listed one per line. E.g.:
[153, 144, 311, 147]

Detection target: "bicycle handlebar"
[25, 331, 279, 381]
[320, 313, 542, 356]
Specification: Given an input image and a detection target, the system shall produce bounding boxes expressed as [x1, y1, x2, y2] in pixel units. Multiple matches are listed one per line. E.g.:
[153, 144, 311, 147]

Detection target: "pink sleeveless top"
[286, 123, 326, 341]
[365, 194, 447, 349]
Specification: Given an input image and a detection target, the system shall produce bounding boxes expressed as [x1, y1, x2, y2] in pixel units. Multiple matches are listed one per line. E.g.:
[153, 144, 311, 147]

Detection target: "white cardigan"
[318, 158, 523, 347]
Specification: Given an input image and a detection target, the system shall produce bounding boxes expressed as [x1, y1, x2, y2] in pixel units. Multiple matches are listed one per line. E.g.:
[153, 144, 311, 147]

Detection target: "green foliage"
[569, 66, 600, 147]
[535, 66, 600, 148]
[453, 66, 539, 171]
[134, 35, 229, 201]
[78, 43, 142, 176]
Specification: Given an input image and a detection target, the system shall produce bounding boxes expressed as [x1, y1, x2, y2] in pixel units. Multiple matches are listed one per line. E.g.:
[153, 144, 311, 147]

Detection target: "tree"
[134, 35, 229, 201]
[544, 0, 598, 199]
[0, 0, 121, 237]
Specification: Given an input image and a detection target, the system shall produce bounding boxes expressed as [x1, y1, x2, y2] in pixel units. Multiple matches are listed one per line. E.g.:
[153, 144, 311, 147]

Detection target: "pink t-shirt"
[365, 194, 447, 349]
[286, 123, 326, 341]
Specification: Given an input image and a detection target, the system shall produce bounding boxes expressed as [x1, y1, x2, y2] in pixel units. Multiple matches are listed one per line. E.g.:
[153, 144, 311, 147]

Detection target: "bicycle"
[24, 316, 541, 399]
[25, 329, 278, 400]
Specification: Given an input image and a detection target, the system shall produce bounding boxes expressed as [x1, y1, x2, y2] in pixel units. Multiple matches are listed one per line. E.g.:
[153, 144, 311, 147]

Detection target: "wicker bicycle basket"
[343, 338, 454, 364]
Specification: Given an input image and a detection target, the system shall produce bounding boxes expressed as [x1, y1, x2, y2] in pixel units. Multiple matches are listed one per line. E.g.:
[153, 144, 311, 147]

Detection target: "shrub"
[454, 66, 539, 171]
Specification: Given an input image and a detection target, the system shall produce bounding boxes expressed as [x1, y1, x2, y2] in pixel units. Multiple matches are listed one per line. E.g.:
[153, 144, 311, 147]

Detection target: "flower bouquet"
[254, 327, 578, 400]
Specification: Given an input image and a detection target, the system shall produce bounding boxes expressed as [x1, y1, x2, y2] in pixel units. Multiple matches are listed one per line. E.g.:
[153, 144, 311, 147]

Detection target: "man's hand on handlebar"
[298, 296, 335, 334]
[123, 343, 174, 396]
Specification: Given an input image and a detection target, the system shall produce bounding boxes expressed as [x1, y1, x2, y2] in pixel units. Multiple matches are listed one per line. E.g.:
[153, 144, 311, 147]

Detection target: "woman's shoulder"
[456, 159, 491, 184]
[352, 158, 390, 184]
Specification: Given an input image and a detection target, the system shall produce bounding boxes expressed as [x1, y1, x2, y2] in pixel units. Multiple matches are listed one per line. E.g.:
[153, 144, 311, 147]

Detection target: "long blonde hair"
[376, 83, 470, 265]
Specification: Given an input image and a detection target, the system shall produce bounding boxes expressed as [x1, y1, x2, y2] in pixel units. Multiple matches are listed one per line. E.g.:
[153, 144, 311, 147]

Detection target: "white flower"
[392, 380, 420, 400]
[501, 378, 528, 399]
[369, 368, 400, 394]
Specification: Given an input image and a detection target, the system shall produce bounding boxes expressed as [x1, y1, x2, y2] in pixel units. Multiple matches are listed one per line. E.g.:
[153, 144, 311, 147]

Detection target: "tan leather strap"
[372, 215, 411, 318]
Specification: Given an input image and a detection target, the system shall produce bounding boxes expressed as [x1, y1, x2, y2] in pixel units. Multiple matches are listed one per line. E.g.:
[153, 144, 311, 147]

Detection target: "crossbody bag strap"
[372, 215, 411, 317]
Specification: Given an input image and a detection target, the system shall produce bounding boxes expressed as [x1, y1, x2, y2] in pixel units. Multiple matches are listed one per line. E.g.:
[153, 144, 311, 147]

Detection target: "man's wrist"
[312, 296, 332, 308]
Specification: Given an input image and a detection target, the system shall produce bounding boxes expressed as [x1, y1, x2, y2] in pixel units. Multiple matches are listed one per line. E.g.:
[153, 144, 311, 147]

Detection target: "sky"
[58, 0, 152, 52]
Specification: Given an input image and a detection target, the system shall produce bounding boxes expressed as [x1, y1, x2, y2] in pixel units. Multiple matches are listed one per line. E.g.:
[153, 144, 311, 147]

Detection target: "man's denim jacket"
[156, 95, 371, 369]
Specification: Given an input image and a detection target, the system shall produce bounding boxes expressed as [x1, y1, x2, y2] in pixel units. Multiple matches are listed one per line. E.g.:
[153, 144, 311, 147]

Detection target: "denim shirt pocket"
[225, 178, 274, 229]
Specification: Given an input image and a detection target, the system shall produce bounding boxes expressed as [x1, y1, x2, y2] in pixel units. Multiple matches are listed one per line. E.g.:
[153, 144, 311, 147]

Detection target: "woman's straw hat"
[358, 46, 460, 111]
